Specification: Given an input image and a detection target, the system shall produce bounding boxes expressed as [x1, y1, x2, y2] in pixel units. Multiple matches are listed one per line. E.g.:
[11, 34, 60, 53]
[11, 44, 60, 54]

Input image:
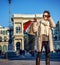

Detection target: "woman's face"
[43, 13, 49, 21]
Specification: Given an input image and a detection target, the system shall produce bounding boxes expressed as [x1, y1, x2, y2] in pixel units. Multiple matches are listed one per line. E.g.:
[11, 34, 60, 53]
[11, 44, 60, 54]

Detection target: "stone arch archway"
[16, 42, 21, 51]
[3, 45, 8, 52]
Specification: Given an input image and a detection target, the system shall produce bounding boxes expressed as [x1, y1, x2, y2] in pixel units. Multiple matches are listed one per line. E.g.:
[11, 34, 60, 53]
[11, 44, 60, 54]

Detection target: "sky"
[0, 0, 60, 27]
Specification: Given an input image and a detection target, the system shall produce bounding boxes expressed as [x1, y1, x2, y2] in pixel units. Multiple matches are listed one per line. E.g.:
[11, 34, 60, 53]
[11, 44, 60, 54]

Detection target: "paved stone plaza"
[0, 60, 60, 65]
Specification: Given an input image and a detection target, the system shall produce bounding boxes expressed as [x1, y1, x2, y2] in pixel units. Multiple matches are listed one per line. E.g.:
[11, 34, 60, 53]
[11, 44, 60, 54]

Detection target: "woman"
[36, 11, 56, 65]
[27, 11, 55, 65]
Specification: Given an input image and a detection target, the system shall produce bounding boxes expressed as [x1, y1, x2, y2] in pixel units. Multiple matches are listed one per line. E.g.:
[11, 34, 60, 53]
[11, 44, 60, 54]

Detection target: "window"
[0, 30, 2, 34]
[57, 45, 60, 50]
[16, 27, 21, 33]
[54, 36, 57, 41]
[0, 36, 2, 42]
[6, 30, 9, 35]
[0, 45, 2, 51]
[15, 22, 22, 34]
[3, 31, 5, 35]
[3, 45, 8, 52]
[4, 36, 7, 42]
[59, 35, 60, 40]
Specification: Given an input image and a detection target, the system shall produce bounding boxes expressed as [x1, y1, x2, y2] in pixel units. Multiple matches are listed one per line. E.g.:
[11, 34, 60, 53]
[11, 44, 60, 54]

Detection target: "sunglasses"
[43, 15, 49, 18]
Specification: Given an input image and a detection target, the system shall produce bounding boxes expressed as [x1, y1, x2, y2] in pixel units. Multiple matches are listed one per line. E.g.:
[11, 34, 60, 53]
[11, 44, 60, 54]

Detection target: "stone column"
[21, 38, 24, 50]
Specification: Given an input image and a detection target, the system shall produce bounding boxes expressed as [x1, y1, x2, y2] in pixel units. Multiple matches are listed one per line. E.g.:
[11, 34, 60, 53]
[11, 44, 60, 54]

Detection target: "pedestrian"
[26, 11, 55, 65]
[36, 10, 56, 65]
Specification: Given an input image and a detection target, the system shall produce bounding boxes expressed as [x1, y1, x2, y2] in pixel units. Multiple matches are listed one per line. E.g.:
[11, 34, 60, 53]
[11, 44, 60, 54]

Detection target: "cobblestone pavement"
[0, 60, 60, 65]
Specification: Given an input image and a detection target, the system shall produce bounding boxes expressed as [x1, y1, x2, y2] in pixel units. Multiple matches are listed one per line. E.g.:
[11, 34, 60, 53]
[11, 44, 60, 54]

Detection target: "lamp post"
[8, 0, 11, 27]
[8, 0, 13, 49]
[5, 0, 12, 59]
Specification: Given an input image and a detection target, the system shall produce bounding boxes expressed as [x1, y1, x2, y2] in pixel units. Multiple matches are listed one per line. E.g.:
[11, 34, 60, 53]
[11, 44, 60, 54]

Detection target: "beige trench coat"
[28, 17, 56, 52]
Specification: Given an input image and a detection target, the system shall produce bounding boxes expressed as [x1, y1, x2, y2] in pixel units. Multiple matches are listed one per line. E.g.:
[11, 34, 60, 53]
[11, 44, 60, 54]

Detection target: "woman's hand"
[48, 17, 56, 28]
[48, 16, 52, 21]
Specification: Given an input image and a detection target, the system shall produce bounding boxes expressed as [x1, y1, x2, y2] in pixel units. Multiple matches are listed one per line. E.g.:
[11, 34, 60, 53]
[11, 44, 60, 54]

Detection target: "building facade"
[11, 14, 42, 52]
[53, 21, 60, 50]
[0, 26, 9, 53]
